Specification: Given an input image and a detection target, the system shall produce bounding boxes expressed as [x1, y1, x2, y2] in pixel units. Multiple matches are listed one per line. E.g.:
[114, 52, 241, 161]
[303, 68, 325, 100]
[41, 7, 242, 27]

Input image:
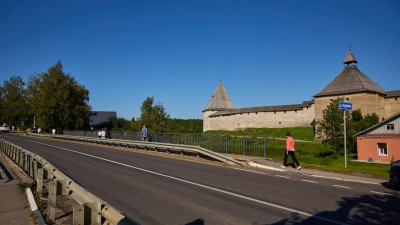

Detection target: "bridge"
[1, 132, 399, 225]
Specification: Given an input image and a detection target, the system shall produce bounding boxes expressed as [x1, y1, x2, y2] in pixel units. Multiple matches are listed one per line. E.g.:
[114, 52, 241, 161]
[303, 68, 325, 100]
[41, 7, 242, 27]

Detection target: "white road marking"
[333, 185, 352, 189]
[275, 175, 290, 179]
[6, 136, 349, 225]
[370, 191, 392, 196]
[301, 179, 318, 183]
[234, 168, 268, 175]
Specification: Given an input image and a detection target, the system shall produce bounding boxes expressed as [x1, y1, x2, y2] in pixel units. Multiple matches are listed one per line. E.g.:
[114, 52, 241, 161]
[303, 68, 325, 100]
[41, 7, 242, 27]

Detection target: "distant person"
[101, 129, 106, 139]
[281, 132, 301, 170]
[141, 126, 148, 141]
[98, 130, 102, 138]
[38, 127, 41, 134]
[12, 126, 15, 132]
[105, 127, 111, 139]
[52, 128, 56, 135]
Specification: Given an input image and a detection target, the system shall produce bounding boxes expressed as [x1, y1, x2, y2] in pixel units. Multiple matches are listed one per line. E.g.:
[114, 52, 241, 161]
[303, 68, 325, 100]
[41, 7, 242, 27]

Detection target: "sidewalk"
[222, 153, 388, 185]
[0, 153, 35, 225]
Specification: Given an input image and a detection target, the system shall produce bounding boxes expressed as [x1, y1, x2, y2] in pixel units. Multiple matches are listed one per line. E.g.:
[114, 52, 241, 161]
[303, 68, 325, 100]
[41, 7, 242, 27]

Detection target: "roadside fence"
[0, 139, 139, 225]
[64, 130, 273, 158]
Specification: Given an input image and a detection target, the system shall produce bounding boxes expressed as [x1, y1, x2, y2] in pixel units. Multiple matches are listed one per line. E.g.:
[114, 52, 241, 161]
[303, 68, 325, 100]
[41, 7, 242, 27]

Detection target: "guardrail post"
[73, 205, 85, 225]
[57, 180, 68, 195]
[37, 168, 43, 197]
[13, 146, 17, 161]
[48, 180, 57, 222]
[33, 160, 38, 180]
[23, 152, 28, 172]
[85, 201, 101, 225]
[28, 155, 34, 178]
[19, 149, 23, 168]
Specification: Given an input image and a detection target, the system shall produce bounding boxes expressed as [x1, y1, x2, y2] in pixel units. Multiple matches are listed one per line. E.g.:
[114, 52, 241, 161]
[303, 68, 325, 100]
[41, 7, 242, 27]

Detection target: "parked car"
[0, 124, 10, 132]
[389, 160, 400, 186]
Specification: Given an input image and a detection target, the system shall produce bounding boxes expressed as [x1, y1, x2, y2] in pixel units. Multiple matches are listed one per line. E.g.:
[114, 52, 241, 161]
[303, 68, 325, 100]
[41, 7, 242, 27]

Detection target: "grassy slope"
[206, 127, 390, 178]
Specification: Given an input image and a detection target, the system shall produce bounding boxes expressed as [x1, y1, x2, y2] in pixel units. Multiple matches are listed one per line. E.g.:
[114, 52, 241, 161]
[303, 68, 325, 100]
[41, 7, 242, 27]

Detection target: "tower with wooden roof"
[314, 48, 387, 123]
[203, 80, 234, 131]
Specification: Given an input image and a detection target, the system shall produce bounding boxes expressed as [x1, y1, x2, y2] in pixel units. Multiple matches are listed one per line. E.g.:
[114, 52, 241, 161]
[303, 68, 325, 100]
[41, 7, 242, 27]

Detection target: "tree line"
[106, 96, 202, 133]
[0, 61, 91, 132]
[0, 61, 202, 133]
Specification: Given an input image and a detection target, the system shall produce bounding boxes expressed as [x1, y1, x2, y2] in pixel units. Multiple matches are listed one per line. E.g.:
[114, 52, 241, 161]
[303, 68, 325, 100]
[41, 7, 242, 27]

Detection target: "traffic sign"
[339, 102, 352, 110]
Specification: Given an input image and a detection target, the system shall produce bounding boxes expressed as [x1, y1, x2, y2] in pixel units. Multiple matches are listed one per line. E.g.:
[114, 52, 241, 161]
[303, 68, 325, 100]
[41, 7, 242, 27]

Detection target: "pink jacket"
[286, 137, 295, 151]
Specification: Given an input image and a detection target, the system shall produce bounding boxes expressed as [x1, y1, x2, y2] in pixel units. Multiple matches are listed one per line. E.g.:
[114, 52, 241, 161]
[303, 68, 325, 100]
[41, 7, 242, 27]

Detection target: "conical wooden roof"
[314, 51, 385, 97]
[204, 81, 234, 112]
[344, 49, 358, 64]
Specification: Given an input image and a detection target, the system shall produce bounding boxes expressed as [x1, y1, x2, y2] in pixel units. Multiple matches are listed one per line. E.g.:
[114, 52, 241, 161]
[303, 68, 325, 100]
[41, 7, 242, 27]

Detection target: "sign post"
[339, 102, 352, 168]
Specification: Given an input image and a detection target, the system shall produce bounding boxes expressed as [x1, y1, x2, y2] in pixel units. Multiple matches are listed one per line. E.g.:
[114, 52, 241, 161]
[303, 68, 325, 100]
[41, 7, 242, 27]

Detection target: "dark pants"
[284, 151, 300, 167]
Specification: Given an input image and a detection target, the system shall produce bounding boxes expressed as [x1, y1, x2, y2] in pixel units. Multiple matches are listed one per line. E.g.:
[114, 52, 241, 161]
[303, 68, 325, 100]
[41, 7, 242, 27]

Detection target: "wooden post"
[85, 202, 101, 225]
[57, 180, 68, 195]
[37, 168, 43, 197]
[48, 180, 57, 222]
[73, 205, 85, 225]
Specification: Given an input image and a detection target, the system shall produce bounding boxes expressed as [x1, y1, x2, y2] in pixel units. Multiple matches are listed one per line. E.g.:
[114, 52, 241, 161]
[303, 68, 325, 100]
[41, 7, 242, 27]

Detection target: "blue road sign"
[339, 102, 352, 110]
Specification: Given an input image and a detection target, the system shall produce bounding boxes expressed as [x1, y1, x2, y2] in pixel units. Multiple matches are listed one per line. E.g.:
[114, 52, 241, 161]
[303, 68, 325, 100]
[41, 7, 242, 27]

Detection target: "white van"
[0, 124, 10, 132]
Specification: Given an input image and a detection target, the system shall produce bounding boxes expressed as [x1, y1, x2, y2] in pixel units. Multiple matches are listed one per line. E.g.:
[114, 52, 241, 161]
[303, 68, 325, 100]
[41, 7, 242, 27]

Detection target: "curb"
[248, 162, 382, 185]
[248, 161, 285, 171]
[308, 174, 380, 185]
[26, 188, 46, 225]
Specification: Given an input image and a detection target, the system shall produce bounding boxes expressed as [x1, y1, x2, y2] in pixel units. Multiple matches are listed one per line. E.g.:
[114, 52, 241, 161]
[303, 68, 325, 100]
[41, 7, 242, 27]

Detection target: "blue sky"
[1, 0, 399, 120]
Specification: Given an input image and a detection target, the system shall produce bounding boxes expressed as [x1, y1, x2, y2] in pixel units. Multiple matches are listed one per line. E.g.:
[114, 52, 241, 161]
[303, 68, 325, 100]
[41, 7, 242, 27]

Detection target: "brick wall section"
[357, 136, 400, 162]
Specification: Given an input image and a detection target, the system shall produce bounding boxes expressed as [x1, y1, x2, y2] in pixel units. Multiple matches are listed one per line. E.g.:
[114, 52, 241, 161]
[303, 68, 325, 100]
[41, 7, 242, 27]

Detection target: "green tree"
[0, 76, 32, 127]
[130, 117, 139, 131]
[167, 119, 203, 133]
[106, 116, 131, 131]
[139, 96, 154, 128]
[317, 98, 380, 154]
[28, 61, 91, 131]
[317, 98, 348, 154]
[138, 97, 170, 133]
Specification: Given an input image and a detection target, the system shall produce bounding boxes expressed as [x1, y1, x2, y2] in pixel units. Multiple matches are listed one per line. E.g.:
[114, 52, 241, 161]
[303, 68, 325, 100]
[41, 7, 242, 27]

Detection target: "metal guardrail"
[64, 130, 271, 158]
[30, 133, 247, 166]
[0, 138, 140, 225]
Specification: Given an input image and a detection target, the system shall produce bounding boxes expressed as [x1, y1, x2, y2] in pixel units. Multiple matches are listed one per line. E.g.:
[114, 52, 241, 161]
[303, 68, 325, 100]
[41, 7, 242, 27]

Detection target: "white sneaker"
[280, 166, 287, 168]
[296, 166, 302, 170]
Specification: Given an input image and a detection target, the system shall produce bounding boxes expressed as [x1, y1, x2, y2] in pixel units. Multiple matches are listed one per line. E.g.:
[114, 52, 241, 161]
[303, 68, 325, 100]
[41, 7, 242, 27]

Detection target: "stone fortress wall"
[203, 49, 400, 132]
[204, 103, 315, 131]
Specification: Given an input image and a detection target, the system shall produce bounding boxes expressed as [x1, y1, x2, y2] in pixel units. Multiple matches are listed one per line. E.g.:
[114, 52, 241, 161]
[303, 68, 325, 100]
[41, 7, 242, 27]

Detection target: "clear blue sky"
[1, 0, 399, 120]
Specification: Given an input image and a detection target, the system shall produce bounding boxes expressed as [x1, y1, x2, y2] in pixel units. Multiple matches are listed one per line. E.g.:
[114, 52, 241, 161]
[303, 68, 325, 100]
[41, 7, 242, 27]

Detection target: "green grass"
[205, 128, 390, 179]
[205, 127, 316, 141]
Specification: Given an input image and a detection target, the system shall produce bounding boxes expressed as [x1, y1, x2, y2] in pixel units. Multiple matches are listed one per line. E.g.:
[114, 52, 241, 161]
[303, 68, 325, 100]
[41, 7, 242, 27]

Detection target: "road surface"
[1, 133, 399, 225]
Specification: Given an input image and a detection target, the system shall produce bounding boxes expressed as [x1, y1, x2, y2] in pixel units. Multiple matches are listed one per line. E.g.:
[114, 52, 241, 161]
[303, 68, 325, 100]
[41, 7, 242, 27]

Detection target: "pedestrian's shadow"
[0, 160, 14, 182]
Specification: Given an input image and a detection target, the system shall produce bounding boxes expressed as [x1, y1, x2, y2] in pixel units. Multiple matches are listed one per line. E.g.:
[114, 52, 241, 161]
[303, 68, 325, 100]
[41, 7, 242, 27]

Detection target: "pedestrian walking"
[141, 126, 148, 141]
[98, 130, 102, 138]
[281, 132, 301, 170]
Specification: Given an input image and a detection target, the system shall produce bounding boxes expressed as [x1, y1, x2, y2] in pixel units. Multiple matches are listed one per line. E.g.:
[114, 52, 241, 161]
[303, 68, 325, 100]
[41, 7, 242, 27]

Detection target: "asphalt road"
[1, 133, 399, 225]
